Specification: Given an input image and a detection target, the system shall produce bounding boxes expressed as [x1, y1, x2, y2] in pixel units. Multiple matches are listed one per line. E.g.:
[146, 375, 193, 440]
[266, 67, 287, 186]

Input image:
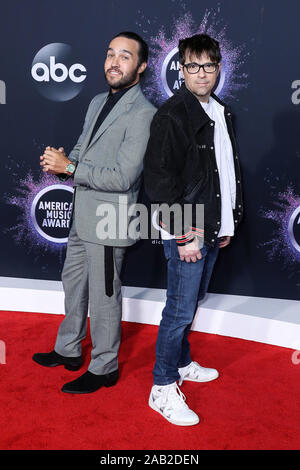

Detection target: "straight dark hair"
[178, 34, 222, 65]
[113, 31, 149, 67]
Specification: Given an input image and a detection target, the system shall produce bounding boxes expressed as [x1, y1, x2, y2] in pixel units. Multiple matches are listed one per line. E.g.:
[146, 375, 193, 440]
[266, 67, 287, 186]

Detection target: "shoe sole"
[61, 378, 118, 394]
[32, 356, 81, 371]
[148, 398, 199, 426]
[64, 364, 82, 371]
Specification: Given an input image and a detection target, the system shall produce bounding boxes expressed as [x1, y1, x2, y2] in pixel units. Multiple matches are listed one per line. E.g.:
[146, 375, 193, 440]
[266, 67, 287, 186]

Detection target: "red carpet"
[0, 309, 299, 450]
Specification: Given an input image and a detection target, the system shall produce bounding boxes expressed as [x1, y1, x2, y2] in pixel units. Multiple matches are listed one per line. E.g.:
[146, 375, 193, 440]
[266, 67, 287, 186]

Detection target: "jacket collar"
[84, 83, 142, 151]
[178, 83, 227, 134]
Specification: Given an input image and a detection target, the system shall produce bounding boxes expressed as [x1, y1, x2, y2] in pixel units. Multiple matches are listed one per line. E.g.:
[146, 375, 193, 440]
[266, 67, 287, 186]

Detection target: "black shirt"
[88, 83, 137, 146]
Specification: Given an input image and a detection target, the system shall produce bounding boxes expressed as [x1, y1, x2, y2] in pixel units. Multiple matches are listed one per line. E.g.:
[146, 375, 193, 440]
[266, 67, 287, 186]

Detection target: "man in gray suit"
[33, 32, 156, 394]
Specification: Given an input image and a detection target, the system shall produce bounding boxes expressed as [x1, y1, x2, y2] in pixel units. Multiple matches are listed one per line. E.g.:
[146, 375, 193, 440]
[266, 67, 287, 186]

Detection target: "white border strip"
[0, 277, 299, 350]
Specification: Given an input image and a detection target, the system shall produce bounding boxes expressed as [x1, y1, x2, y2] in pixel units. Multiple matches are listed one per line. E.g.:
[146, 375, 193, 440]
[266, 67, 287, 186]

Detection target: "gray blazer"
[67, 84, 156, 247]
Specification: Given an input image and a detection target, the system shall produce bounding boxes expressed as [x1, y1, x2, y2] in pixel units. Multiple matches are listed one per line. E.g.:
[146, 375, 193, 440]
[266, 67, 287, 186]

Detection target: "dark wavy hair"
[178, 34, 222, 65]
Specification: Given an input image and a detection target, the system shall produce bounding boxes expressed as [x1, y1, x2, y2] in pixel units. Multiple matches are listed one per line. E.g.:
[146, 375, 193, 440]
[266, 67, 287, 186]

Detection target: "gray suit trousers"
[54, 221, 125, 375]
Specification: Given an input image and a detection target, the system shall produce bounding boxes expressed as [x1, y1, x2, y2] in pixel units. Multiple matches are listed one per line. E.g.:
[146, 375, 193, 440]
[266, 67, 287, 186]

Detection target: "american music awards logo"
[31, 184, 73, 243]
[260, 182, 300, 265]
[288, 205, 300, 253]
[141, 9, 249, 106]
[5, 171, 73, 253]
[161, 47, 184, 98]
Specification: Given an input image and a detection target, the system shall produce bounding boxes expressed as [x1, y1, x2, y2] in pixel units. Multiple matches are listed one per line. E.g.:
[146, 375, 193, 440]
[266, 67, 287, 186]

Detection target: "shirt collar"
[178, 83, 228, 133]
[108, 82, 138, 99]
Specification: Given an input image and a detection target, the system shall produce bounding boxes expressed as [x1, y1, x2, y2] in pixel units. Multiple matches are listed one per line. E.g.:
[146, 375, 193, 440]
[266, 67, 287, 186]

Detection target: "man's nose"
[111, 55, 120, 67]
[197, 66, 206, 78]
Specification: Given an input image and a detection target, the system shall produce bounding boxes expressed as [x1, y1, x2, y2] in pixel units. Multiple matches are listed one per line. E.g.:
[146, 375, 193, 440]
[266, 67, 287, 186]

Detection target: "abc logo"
[161, 47, 226, 98]
[288, 205, 300, 253]
[31, 43, 87, 101]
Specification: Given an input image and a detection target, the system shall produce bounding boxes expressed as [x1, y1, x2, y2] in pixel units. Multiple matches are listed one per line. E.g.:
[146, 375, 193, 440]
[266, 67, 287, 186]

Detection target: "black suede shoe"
[32, 350, 82, 371]
[61, 370, 119, 394]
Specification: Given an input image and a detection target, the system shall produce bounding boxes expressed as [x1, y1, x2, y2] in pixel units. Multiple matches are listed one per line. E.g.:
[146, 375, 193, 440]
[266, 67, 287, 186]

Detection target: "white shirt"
[200, 97, 236, 237]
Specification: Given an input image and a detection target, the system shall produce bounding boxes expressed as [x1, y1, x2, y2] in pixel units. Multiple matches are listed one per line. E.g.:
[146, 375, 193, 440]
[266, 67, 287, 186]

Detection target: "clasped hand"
[40, 146, 71, 174]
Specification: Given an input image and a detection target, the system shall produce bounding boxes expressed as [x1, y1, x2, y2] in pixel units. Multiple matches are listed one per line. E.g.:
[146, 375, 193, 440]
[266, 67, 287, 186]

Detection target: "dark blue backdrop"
[0, 0, 299, 301]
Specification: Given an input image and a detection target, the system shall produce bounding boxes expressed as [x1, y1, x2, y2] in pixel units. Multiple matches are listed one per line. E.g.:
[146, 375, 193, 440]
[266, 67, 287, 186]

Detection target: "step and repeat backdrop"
[0, 0, 299, 301]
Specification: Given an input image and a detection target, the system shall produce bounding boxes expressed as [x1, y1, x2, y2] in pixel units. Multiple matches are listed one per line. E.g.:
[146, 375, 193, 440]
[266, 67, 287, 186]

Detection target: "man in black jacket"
[144, 34, 243, 426]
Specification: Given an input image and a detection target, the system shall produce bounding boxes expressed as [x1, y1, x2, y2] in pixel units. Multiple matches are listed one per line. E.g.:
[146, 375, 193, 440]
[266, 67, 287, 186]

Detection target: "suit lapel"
[85, 84, 141, 151]
[79, 93, 109, 157]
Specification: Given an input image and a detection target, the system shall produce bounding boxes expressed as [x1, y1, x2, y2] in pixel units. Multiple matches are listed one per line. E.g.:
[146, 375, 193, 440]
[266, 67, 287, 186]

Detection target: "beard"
[104, 65, 140, 90]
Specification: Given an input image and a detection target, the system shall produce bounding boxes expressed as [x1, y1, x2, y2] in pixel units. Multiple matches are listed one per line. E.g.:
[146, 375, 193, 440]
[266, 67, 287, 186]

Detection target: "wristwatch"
[65, 162, 76, 175]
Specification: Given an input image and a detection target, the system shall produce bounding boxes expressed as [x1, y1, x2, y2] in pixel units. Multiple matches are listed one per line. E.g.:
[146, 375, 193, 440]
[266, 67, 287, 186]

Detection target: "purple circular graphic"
[141, 10, 249, 106]
[5, 171, 74, 254]
[30, 184, 74, 243]
[259, 181, 300, 265]
[288, 205, 300, 253]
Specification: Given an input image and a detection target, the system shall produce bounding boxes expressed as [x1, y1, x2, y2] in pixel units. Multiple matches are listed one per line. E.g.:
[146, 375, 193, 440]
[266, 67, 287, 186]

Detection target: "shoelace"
[157, 383, 188, 417]
[179, 361, 201, 386]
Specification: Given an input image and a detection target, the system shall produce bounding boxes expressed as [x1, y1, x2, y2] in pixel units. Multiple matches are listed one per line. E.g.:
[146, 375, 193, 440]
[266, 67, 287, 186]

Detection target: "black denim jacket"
[143, 83, 243, 247]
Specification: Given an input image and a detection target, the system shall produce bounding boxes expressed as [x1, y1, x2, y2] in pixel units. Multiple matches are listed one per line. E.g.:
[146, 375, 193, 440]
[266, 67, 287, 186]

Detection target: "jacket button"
[211, 239, 215, 242]
[217, 221, 220, 225]
[210, 146, 214, 150]
[214, 168, 218, 172]
[216, 193, 220, 197]
[210, 122, 214, 126]
[235, 220, 238, 223]
[214, 231, 218, 234]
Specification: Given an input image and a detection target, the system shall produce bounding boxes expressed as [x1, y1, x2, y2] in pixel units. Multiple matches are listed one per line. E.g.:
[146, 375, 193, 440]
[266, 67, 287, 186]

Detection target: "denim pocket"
[163, 239, 171, 260]
[171, 239, 182, 261]
[200, 243, 209, 258]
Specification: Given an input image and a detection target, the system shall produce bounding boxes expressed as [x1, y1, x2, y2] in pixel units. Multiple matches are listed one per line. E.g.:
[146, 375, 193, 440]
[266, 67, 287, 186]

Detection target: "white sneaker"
[148, 382, 199, 426]
[178, 361, 219, 386]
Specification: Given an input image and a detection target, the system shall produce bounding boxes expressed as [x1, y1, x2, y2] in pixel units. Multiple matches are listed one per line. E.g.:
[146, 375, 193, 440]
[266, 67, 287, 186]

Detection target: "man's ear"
[138, 61, 147, 75]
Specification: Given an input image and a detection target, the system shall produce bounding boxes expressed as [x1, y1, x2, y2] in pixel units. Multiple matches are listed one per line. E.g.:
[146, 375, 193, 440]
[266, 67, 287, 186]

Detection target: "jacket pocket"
[183, 173, 208, 203]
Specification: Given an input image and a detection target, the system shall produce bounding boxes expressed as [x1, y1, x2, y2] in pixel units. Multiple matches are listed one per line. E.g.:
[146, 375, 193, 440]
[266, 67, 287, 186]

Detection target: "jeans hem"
[178, 361, 192, 369]
[153, 379, 179, 386]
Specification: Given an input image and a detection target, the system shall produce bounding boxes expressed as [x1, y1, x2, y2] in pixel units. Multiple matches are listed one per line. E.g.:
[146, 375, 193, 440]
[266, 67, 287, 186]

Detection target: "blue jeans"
[153, 238, 220, 385]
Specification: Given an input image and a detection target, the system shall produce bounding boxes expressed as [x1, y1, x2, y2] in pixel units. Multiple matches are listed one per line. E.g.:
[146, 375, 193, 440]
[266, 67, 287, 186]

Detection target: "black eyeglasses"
[183, 62, 219, 74]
